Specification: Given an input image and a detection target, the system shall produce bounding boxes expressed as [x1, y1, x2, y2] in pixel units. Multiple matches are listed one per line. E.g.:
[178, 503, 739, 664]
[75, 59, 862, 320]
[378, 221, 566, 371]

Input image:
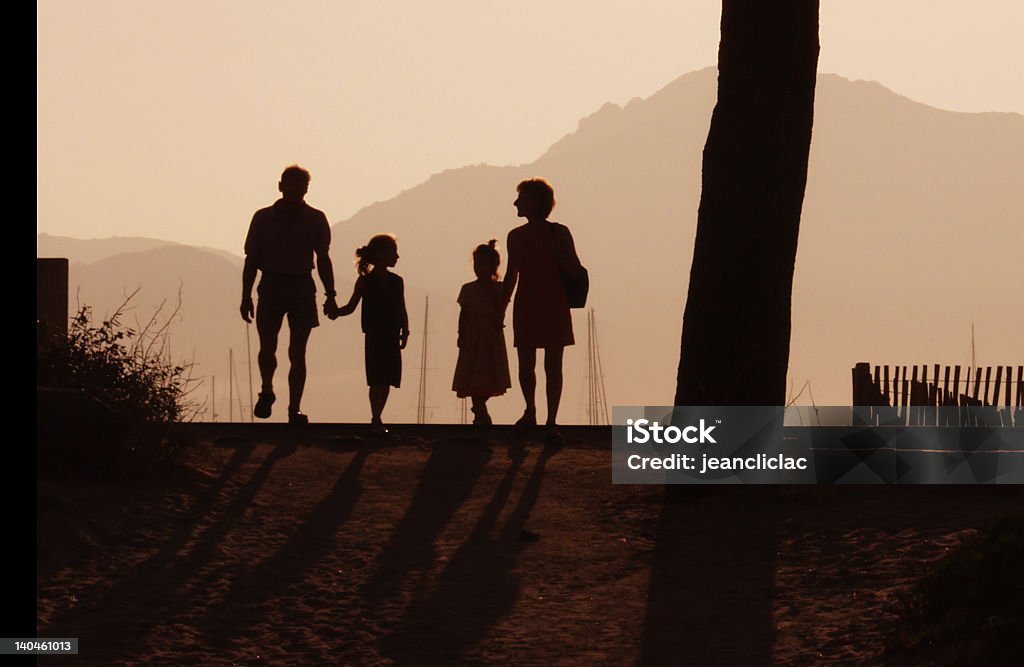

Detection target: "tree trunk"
[675, 1, 820, 407]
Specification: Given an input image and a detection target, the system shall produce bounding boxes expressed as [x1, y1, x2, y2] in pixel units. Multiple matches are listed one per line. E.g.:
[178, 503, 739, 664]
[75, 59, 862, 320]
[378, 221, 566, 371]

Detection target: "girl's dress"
[361, 271, 406, 388]
[452, 279, 512, 398]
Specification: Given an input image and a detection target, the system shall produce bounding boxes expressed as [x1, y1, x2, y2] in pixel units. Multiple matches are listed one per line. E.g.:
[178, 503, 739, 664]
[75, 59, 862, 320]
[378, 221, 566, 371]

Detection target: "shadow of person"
[198, 447, 370, 646]
[380, 442, 558, 664]
[37, 443, 268, 654]
[361, 440, 493, 610]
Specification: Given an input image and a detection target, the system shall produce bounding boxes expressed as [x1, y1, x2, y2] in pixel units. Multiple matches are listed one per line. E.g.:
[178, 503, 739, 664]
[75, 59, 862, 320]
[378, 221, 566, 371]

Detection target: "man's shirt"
[244, 199, 330, 276]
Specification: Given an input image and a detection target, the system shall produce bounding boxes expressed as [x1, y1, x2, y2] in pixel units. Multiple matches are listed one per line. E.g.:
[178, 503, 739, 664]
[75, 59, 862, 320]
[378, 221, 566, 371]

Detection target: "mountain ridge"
[41, 69, 1024, 423]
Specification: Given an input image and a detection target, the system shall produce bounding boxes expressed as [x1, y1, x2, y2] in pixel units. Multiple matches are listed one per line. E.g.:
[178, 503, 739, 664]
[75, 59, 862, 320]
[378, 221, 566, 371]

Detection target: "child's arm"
[398, 276, 410, 350]
[336, 276, 364, 317]
[455, 284, 467, 348]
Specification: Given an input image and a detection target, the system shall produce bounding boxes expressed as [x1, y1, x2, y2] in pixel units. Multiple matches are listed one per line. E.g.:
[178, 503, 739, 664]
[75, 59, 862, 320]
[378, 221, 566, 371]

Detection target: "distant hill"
[46, 68, 1024, 423]
[335, 67, 1024, 420]
[38, 233, 242, 267]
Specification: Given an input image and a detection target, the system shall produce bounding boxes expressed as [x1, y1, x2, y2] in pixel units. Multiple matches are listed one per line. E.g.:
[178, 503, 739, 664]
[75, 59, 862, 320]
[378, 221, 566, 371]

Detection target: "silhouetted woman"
[502, 177, 582, 444]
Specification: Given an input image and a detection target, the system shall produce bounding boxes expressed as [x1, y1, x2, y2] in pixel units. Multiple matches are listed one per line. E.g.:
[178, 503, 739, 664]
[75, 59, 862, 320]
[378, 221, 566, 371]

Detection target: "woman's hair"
[516, 177, 556, 218]
[355, 233, 397, 276]
[472, 239, 501, 280]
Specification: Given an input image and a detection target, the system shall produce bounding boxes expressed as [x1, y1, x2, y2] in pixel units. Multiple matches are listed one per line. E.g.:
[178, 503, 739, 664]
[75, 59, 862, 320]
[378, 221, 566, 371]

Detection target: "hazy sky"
[37, 1, 1024, 253]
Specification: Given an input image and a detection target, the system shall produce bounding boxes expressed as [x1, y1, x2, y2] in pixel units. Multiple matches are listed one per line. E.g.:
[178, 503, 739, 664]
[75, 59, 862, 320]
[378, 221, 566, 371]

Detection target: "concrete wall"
[37, 258, 69, 339]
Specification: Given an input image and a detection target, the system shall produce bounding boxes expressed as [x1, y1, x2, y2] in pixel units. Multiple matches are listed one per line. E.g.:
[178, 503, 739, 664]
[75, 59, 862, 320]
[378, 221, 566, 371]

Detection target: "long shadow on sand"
[361, 439, 494, 610]
[39, 442, 267, 648]
[198, 447, 370, 645]
[641, 486, 780, 666]
[150, 442, 301, 613]
[380, 442, 558, 665]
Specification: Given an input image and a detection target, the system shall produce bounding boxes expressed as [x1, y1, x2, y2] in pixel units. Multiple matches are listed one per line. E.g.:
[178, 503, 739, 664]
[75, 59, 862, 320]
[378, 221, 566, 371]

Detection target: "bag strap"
[546, 223, 582, 274]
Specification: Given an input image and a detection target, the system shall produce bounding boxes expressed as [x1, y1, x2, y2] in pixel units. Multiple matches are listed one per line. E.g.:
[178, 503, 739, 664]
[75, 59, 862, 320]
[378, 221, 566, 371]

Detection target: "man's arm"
[316, 250, 338, 316]
[241, 255, 258, 323]
[315, 216, 338, 315]
[241, 213, 261, 322]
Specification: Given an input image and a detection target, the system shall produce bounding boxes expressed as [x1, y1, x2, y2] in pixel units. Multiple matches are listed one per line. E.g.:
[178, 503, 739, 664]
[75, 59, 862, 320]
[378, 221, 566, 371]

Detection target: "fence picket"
[852, 362, 1018, 427]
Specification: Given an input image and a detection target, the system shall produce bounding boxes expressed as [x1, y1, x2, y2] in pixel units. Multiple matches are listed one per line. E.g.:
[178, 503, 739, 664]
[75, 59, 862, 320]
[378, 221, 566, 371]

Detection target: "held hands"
[323, 297, 340, 320]
[240, 296, 254, 323]
[323, 297, 356, 320]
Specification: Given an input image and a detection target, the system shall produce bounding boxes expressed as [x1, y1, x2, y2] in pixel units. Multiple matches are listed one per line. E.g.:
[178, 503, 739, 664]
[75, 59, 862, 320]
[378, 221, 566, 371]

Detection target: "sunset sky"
[37, 1, 1023, 254]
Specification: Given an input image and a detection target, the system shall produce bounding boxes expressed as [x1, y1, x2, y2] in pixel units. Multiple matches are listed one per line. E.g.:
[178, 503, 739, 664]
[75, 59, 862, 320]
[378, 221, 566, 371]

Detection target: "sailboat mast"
[417, 296, 429, 424]
[592, 309, 610, 425]
[229, 348, 234, 422]
[585, 308, 610, 425]
[971, 323, 976, 369]
[587, 309, 595, 424]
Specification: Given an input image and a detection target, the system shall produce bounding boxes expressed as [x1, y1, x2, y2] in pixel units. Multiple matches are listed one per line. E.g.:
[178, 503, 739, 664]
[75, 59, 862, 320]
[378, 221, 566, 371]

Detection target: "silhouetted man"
[241, 165, 338, 424]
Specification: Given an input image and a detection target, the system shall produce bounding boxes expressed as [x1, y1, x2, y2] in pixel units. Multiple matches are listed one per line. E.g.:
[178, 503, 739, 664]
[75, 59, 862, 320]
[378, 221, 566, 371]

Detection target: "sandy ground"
[36, 425, 1023, 666]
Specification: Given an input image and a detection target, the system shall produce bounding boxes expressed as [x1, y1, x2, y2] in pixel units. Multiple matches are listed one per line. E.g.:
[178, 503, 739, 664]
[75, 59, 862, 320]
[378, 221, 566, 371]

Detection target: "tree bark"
[675, 0, 820, 407]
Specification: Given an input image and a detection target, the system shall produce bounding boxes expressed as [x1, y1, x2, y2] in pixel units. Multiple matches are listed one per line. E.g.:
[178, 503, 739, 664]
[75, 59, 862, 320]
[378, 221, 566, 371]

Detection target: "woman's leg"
[517, 347, 538, 422]
[543, 346, 565, 426]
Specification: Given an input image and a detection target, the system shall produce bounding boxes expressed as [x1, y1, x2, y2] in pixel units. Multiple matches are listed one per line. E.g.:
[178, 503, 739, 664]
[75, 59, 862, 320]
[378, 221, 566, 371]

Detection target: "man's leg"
[543, 346, 564, 426]
[255, 310, 284, 401]
[287, 324, 312, 415]
[517, 347, 538, 425]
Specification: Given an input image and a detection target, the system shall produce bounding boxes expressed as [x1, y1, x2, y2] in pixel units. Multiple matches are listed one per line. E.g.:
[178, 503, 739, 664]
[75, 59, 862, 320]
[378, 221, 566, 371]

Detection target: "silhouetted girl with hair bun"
[331, 233, 409, 432]
[452, 239, 511, 424]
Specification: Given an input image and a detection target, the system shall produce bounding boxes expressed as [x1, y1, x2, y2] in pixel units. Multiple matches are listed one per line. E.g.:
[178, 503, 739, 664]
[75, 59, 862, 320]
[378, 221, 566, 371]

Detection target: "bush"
[37, 295, 203, 478]
[37, 296, 200, 424]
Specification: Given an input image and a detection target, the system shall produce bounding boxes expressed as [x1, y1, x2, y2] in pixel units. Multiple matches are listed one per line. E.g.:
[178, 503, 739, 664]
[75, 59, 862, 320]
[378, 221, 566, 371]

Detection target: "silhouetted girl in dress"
[452, 240, 512, 424]
[333, 233, 409, 432]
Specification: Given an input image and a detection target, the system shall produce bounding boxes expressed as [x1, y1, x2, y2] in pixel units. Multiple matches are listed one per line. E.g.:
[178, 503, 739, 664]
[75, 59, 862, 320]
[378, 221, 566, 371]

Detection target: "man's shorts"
[256, 273, 319, 330]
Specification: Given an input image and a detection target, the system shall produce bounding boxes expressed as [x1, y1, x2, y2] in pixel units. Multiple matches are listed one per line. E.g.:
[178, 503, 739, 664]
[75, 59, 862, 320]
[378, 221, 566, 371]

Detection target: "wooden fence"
[851, 362, 1023, 427]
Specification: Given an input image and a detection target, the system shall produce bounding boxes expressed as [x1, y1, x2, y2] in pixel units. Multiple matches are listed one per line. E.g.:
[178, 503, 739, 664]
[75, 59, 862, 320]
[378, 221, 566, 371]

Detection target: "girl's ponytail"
[355, 245, 372, 276]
